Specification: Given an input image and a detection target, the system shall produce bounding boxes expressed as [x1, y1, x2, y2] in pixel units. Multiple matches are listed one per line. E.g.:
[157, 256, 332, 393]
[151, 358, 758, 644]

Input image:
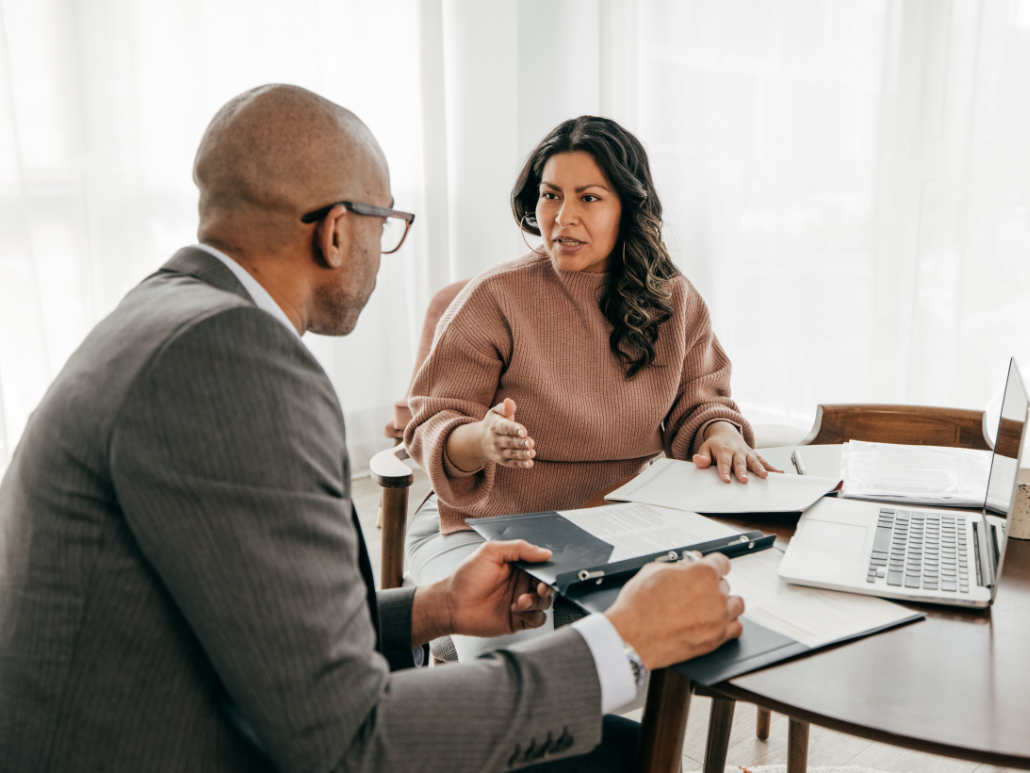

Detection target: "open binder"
[466, 503, 775, 596]
[469, 505, 923, 686]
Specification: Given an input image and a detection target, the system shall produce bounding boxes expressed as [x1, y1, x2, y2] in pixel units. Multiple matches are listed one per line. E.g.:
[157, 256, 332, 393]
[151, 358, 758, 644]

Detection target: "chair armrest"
[370, 444, 417, 489]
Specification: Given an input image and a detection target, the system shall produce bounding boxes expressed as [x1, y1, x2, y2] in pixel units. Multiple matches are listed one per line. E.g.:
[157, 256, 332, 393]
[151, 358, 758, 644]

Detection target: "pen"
[792, 449, 806, 475]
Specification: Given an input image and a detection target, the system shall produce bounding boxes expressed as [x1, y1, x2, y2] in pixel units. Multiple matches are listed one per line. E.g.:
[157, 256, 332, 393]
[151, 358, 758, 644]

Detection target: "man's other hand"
[411, 540, 554, 646]
[603, 553, 744, 670]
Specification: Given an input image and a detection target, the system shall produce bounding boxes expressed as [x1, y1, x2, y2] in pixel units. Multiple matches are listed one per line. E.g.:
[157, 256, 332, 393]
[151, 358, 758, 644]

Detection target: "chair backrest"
[410, 279, 469, 389]
[800, 404, 992, 450]
[385, 279, 471, 439]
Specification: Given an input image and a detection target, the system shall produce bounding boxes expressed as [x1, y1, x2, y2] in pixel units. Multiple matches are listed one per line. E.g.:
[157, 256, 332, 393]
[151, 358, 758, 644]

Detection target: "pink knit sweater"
[405, 251, 754, 535]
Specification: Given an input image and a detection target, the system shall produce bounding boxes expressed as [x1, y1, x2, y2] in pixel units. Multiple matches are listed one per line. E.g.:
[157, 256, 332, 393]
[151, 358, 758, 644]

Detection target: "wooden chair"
[699, 403, 992, 773]
[370, 443, 420, 590]
[376, 279, 469, 531]
[371, 404, 992, 770]
[381, 279, 470, 443]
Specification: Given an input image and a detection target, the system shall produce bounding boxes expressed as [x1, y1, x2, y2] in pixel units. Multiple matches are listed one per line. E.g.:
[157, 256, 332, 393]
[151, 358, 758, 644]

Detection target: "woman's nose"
[556, 200, 580, 226]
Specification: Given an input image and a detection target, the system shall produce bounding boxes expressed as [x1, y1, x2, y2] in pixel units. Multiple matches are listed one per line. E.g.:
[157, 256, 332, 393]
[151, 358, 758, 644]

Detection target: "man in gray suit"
[0, 85, 744, 772]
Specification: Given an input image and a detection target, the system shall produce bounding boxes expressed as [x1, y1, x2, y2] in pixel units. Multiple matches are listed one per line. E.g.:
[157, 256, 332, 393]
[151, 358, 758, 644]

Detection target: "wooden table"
[580, 486, 1030, 770]
[580, 497, 1030, 772]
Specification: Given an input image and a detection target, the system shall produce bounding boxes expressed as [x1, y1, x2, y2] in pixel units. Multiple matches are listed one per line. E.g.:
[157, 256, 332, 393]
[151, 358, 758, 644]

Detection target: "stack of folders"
[470, 464, 922, 685]
[839, 440, 1014, 513]
[763, 440, 1014, 512]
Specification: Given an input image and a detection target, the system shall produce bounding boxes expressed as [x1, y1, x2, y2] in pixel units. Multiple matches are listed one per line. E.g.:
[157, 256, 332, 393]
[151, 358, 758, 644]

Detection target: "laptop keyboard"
[866, 509, 970, 593]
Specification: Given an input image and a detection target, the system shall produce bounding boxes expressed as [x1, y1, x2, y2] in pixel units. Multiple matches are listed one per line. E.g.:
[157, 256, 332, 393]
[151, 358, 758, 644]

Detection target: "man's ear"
[315, 204, 350, 269]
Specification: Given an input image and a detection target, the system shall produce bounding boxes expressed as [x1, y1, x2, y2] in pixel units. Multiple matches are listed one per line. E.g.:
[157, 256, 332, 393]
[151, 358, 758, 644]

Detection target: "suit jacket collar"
[160, 247, 255, 305]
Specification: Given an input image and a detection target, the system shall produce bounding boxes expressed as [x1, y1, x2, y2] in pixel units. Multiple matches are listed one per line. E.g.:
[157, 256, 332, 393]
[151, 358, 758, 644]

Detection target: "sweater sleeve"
[663, 287, 754, 459]
[404, 284, 511, 510]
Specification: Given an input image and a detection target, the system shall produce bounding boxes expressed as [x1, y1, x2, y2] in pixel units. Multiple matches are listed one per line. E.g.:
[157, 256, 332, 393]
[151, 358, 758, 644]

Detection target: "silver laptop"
[778, 358, 1027, 609]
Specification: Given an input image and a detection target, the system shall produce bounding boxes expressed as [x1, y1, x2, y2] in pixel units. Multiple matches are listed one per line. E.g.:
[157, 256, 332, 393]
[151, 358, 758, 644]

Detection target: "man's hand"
[411, 540, 554, 646]
[694, 421, 779, 483]
[604, 553, 744, 670]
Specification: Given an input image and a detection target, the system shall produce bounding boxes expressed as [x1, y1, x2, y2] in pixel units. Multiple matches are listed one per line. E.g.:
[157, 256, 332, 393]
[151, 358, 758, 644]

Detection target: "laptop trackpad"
[798, 519, 868, 577]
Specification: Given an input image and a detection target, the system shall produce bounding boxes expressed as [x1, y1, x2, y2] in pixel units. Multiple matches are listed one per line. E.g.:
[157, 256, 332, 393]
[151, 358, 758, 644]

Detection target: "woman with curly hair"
[404, 116, 769, 661]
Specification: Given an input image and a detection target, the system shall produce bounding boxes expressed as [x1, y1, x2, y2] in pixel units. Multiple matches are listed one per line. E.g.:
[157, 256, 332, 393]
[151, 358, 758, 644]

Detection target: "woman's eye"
[583, 195, 599, 203]
[540, 192, 557, 200]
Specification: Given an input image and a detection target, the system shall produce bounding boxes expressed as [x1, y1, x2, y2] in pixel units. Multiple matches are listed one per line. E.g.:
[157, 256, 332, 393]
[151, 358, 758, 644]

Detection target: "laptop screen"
[984, 358, 1028, 595]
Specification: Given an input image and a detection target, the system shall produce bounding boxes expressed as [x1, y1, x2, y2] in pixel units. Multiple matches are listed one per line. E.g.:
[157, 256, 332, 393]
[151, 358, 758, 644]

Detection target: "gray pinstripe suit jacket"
[0, 248, 602, 772]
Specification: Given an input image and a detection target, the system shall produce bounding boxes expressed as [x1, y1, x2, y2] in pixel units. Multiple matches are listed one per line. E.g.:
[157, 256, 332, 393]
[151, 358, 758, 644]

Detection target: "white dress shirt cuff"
[571, 614, 637, 713]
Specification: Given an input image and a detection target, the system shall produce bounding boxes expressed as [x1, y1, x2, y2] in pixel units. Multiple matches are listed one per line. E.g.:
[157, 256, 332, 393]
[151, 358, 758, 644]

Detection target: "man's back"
[0, 249, 331, 771]
[0, 247, 613, 773]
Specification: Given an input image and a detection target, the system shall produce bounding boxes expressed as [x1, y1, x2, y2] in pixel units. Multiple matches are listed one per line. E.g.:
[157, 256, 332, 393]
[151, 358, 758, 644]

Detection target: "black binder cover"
[468, 511, 923, 686]
[467, 510, 615, 582]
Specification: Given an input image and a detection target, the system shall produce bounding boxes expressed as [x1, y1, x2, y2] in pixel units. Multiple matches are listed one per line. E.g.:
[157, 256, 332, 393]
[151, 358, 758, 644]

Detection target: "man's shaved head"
[194, 84, 387, 252]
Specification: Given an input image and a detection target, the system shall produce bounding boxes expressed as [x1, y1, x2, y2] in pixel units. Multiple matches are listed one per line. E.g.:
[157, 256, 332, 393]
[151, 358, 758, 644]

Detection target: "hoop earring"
[520, 214, 545, 255]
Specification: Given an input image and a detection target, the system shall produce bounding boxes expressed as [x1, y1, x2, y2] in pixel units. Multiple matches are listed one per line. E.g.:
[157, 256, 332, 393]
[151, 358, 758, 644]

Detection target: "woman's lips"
[554, 238, 585, 254]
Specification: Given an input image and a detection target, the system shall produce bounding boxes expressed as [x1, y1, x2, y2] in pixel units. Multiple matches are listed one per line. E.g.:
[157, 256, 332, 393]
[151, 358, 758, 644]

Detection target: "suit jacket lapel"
[350, 506, 382, 652]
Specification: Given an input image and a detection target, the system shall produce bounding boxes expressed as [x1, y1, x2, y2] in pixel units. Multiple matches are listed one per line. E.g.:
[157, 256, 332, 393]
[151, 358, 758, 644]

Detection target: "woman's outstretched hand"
[446, 398, 537, 472]
[693, 421, 780, 483]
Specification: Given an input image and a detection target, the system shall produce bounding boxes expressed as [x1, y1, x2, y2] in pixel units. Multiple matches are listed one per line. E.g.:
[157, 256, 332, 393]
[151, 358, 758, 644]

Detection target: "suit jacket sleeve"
[376, 587, 428, 672]
[109, 307, 602, 773]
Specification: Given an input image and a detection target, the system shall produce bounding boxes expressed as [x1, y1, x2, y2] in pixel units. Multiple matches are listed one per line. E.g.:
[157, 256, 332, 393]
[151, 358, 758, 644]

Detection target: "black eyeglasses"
[301, 200, 416, 254]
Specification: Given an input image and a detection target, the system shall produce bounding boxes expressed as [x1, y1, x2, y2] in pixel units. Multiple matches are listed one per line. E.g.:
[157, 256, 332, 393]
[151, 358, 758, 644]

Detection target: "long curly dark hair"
[511, 116, 680, 379]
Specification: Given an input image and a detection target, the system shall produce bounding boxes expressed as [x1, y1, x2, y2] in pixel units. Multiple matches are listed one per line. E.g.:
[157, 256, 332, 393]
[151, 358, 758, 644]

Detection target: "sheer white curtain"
[2, 0, 1029, 477]
[0, 0, 450, 474]
[617, 0, 1030, 429]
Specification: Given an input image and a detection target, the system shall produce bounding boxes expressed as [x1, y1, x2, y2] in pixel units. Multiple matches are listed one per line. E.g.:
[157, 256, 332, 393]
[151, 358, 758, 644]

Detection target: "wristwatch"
[623, 642, 647, 692]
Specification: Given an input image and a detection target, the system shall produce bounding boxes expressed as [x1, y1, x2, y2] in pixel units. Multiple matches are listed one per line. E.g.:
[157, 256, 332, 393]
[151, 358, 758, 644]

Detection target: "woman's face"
[535, 151, 622, 273]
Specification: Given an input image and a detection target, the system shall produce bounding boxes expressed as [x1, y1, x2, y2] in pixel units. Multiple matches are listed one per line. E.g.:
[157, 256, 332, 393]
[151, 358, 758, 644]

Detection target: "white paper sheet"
[604, 458, 840, 514]
[559, 502, 740, 563]
[729, 550, 916, 648]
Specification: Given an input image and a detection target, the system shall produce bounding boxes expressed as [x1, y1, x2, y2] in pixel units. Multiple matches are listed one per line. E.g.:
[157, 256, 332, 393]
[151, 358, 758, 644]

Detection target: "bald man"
[0, 85, 743, 773]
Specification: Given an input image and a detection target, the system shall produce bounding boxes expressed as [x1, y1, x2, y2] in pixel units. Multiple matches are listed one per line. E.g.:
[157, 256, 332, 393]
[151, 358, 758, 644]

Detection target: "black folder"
[468, 510, 922, 685]
[467, 509, 775, 599]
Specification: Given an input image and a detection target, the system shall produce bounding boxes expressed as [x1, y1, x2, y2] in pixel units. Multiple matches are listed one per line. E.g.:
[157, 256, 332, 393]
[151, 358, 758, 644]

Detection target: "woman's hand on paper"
[446, 398, 537, 472]
[694, 421, 779, 483]
[604, 553, 744, 670]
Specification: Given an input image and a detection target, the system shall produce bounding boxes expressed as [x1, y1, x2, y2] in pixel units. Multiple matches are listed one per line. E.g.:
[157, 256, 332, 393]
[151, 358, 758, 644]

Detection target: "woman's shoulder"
[466, 251, 552, 291]
[665, 272, 703, 309]
[438, 252, 550, 332]
[451, 251, 552, 308]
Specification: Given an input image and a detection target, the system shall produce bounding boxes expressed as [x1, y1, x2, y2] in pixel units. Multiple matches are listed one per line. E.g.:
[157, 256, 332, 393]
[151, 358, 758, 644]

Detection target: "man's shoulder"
[40, 250, 303, 435]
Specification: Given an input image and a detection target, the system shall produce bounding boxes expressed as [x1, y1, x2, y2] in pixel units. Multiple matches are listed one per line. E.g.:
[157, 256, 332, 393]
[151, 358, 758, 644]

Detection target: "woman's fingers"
[482, 400, 538, 468]
[756, 453, 782, 474]
[500, 435, 534, 450]
[716, 451, 733, 483]
[746, 452, 769, 479]
[732, 453, 749, 483]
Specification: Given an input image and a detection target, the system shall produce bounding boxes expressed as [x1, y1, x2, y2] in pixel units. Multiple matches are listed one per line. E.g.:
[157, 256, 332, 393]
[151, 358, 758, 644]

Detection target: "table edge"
[709, 681, 1030, 770]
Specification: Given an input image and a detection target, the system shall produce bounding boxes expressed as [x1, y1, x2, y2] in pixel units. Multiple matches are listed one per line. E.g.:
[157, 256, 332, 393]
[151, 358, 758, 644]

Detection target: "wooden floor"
[351, 472, 1025, 773]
